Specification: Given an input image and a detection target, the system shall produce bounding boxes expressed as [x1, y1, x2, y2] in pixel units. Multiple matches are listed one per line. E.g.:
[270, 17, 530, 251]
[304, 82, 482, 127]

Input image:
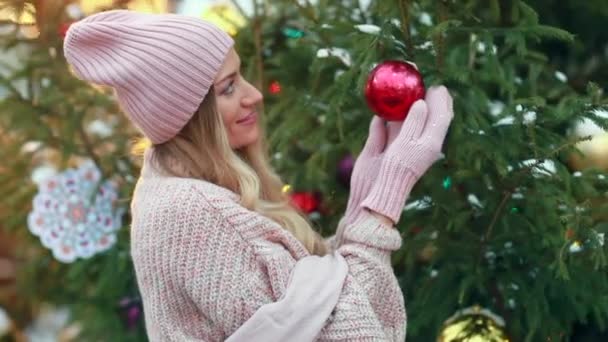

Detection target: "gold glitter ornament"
[438, 306, 510, 342]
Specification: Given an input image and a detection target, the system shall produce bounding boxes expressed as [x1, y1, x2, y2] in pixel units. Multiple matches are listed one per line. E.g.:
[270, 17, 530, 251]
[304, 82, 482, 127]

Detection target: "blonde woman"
[64, 10, 453, 342]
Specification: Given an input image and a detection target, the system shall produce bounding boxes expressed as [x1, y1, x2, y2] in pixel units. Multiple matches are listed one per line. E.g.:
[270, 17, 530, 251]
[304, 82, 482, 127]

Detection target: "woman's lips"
[236, 111, 257, 125]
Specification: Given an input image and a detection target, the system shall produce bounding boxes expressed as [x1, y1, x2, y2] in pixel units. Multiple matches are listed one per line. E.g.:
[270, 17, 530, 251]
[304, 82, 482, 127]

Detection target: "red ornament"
[364, 60, 425, 121]
[269, 80, 282, 94]
[58, 22, 74, 38]
[289, 192, 319, 214]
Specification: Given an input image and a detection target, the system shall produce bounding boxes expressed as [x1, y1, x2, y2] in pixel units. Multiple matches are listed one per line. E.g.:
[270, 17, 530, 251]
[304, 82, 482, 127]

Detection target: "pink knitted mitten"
[360, 86, 454, 223]
[343, 117, 385, 224]
[344, 119, 407, 224]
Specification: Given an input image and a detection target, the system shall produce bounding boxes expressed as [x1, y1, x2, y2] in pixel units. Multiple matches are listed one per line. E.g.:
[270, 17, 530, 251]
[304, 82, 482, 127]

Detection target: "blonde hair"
[133, 89, 328, 256]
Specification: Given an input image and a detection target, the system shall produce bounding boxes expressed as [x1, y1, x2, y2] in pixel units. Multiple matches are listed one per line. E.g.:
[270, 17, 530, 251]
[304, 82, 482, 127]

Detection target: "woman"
[64, 10, 453, 342]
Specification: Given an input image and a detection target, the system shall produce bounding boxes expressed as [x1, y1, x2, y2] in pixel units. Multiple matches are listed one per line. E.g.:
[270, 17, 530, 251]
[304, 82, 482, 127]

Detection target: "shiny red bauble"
[364, 60, 425, 121]
[289, 192, 320, 214]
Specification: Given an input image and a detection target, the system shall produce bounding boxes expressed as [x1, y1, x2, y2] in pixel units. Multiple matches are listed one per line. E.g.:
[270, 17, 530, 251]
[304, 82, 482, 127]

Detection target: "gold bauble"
[0, 3, 36, 24]
[282, 184, 292, 194]
[438, 306, 510, 342]
[79, 0, 168, 14]
[201, 4, 246, 36]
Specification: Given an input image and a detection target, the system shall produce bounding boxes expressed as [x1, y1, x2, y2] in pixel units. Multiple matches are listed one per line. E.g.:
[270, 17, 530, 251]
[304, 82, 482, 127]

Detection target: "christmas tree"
[235, 1, 608, 340]
[1, 0, 607, 341]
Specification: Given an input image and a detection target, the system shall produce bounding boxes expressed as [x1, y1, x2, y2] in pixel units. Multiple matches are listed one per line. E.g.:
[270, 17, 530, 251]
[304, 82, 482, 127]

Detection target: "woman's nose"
[241, 80, 263, 107]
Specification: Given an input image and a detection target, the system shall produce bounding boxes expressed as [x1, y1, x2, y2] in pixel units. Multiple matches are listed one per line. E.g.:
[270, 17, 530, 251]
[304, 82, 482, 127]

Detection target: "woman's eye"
[223, 80, 235, 95]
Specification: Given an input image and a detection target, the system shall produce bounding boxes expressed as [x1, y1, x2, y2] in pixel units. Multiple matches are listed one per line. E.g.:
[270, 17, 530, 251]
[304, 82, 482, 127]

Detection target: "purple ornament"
[118, 297, 142, 331]
[337, 154, 355, 187]
[126, 306, 142, 330]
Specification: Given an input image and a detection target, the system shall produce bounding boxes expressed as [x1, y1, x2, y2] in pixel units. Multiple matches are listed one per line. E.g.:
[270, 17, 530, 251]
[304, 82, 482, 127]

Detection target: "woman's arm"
[183, 192, 406, 341]
[325, 210, 393, 254]
[226, 251, 349, 341]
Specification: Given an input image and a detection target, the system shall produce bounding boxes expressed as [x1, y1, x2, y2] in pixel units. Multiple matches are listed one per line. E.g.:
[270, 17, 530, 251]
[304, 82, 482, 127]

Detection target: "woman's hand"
[343, 115, 412, 223]
[360, 86, 454, 224]
[343, 116, 387, 224]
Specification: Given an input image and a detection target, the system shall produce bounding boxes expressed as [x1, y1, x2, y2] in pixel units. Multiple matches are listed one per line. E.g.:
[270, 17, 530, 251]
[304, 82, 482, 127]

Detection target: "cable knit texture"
[130, 149, 407, 341]
[63, 10, 233, 144]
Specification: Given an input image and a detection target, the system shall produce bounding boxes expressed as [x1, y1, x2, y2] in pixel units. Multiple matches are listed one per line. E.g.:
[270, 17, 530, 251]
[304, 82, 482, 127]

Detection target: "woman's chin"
[232, 134, 259, 150]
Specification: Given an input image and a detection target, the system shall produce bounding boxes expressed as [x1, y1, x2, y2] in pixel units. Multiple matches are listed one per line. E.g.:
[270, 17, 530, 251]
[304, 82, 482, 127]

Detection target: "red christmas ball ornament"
[364, 60, 425, 121]
[289, 191, 320, 214]
[269, 80, 282, 94]
[58, 22, 74, 38]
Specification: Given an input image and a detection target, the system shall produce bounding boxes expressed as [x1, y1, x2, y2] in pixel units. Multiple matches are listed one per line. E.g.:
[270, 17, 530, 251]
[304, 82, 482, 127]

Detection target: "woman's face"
[214, 48, 263, 149]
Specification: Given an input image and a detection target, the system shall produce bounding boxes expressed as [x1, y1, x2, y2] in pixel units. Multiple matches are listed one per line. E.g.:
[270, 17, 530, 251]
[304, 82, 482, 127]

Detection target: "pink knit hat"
[63, 10, 234, 144]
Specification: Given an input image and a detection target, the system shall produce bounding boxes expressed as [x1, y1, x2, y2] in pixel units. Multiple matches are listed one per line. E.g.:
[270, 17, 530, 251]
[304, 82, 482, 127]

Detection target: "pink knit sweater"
[130, 149, 407, 341]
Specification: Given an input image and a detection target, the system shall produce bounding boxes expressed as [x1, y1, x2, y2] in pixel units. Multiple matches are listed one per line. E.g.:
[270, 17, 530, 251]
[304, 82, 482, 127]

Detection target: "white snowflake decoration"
[27, 160, 125, 263]
[31, 165, 57, 185]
